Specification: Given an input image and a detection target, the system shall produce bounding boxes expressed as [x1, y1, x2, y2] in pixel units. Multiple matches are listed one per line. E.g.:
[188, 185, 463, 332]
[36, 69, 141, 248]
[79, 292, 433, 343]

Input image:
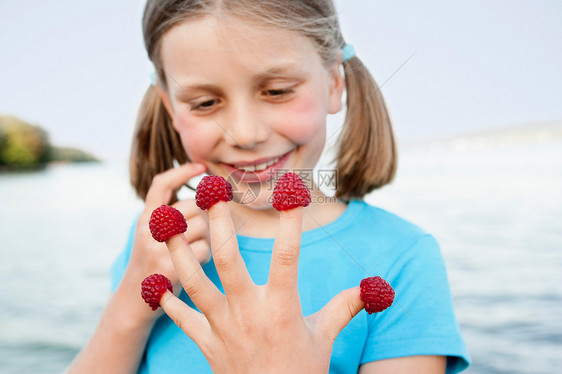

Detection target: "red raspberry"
[195, 175, 233, 210]
[272, 172, 311, 211]
[141, 273, 173, 311]
[360, 276, 395, 314]
[149, 205, 187, 242]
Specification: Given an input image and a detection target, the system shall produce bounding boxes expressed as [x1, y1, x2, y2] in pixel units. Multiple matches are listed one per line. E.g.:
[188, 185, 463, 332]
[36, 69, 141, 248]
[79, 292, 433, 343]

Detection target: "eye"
[266, 88, 291, 96]
[261, 87, 295, 101]
[191, 99, 219, 111]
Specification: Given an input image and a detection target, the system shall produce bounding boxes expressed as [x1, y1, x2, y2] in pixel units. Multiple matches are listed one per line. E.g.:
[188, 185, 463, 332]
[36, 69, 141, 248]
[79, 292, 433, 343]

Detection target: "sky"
[1, 0, 561, 159]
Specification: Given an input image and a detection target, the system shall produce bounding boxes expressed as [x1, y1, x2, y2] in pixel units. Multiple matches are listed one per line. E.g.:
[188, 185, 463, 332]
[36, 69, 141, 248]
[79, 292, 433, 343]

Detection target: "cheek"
[277, 94, 328, 144]
[174, 116, 217, 162]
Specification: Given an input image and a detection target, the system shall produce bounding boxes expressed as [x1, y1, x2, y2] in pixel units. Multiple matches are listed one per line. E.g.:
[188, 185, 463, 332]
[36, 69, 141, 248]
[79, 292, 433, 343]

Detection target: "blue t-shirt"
[112, 200, 470, 373]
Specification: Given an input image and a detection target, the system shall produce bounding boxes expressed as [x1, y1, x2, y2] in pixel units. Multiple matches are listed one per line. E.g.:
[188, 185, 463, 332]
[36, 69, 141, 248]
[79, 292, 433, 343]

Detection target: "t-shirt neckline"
[236, 199, 364, 252]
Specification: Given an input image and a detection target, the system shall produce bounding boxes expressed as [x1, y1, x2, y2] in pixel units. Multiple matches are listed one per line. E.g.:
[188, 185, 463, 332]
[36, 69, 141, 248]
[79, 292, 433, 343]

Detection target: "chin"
[231, 188, 276, 211]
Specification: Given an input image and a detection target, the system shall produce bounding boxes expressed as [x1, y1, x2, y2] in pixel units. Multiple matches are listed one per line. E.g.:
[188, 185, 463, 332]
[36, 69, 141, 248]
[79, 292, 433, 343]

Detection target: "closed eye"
[266, 89, 292, 96]
[191, 99, 219, 111]
[262, 87, 295, 101]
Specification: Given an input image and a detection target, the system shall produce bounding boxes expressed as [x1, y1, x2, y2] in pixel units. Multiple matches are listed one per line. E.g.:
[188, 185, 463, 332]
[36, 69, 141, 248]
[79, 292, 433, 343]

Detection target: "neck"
[229, 188, 347, 238]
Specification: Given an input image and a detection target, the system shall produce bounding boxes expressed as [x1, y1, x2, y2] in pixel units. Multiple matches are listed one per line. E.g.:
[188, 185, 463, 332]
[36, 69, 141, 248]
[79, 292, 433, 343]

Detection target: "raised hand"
[66, 163, 210, 374]
[124, 163, 209, 320]
[158, 193, 365, 373]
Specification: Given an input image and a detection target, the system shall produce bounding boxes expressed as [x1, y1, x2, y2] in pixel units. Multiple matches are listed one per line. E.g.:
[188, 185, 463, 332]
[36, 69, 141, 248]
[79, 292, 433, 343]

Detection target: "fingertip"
[190, 162, 207, 171]
[348, 286, 365, 316]
[180, 162, 207, 176]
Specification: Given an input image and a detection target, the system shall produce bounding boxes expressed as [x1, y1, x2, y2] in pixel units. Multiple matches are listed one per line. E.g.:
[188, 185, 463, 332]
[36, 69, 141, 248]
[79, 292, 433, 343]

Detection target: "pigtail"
[129, 85, 189, 203]
[335, 56, 397, 201]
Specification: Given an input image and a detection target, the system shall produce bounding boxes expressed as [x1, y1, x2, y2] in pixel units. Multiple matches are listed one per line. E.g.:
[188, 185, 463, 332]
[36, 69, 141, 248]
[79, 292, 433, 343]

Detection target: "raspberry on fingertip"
[149, 205, 188, 242]
[141, 273, 173, 311]
[272, 172, 311, 211]
[360, 276, 395, 314]
[195, 175, 233, 210]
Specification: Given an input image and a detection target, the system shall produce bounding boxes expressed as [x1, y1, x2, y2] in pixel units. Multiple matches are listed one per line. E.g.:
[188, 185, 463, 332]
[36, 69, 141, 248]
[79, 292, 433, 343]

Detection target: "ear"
[327, 58, 345, 115]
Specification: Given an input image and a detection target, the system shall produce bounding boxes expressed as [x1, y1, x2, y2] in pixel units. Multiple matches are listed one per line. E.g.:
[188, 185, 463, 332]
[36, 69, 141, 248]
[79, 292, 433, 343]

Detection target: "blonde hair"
[131, 0, 396, 202]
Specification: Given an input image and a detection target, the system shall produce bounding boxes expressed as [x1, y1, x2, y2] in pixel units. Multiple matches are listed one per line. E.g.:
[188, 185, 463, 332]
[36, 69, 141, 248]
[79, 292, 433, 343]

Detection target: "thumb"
[313, 286, 364, 342]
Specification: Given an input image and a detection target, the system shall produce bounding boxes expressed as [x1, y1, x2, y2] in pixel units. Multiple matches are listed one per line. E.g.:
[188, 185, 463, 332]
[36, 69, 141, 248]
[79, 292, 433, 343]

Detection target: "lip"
[224, 150, 293, 183]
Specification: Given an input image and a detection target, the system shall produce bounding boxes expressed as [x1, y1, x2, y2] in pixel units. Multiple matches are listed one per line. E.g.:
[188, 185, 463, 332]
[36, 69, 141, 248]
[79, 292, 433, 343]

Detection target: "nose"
[223, 99, 269, 149]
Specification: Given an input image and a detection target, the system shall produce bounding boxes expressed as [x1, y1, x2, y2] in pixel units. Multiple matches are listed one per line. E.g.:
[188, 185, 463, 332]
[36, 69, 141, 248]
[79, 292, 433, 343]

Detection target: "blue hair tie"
[149, 72, 157, 86]
[342, 44, 355, 63]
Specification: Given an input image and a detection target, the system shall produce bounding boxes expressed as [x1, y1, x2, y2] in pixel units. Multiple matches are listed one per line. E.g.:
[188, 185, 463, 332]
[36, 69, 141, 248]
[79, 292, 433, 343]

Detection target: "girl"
[68, 0, 470, 372]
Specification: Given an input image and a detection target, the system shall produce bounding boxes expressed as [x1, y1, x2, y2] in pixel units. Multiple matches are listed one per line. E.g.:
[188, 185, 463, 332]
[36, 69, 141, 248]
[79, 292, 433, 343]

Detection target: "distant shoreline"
[401, 120, 562, 148]
[0, 115, 99, 172]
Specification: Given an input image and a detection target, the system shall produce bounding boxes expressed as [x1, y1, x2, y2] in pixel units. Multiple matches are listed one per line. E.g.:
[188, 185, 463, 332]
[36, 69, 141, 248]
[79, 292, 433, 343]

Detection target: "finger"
[173, 199, 204, 219]
[311, 286, 364, 342]
[267, 207, 303, 294]
[207, 202, 253, 297]
[190, 239, 211, 265]
[179, 213, 208, 243]
[166, 234, 225, 315]
[145, 163, 206, 211]
[178, 211, 211, 265]
[160, 290, 209, 345]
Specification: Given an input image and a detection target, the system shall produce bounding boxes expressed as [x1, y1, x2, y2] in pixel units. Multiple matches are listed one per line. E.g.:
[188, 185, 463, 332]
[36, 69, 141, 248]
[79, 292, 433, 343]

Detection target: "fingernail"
[185, 162, 205, 171]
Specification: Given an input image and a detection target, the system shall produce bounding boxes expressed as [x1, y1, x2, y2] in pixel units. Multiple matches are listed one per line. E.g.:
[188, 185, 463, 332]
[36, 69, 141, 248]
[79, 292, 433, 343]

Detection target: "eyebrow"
[171, 81, 222, 100]
[170, 62, 306, 97]
[255, 63, 306, 80]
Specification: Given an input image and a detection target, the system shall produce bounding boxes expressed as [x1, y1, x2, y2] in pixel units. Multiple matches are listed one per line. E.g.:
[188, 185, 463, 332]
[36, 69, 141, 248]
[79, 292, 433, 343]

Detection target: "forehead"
[159, 15, 322, 81]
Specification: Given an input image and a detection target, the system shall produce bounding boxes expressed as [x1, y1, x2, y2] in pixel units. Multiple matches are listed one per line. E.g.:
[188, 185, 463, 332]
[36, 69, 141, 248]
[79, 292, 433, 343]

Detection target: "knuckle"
[212, 251, 236, 269]
[191, 240, 212, 264]
[191, 239, 210, 251]
[187, 215, 205, 232]
[182, 274, 203, 299]
[173, 198, 197, 215]
[275, 245, 298, 266]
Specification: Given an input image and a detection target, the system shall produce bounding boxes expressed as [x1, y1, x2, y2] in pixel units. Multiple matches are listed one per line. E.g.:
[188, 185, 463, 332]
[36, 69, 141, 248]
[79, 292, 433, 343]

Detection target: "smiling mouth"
[224, 151, 292, 183]
[232, 156, 282, 172]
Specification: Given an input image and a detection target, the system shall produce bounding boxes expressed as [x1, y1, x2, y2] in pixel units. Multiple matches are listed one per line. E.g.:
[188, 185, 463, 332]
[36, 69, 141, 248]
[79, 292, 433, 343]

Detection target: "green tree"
[0, 116, 50, 169]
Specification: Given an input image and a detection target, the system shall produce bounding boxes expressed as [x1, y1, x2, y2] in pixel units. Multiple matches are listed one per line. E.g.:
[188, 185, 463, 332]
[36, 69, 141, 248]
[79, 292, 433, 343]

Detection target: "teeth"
[236, 157, 279, 172]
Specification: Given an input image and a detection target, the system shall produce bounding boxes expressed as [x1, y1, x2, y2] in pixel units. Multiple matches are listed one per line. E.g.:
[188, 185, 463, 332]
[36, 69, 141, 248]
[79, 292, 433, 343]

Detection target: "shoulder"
[349, 200, 427, 231]
[318, 200, 442, 281]
[345, 199, 434, 248]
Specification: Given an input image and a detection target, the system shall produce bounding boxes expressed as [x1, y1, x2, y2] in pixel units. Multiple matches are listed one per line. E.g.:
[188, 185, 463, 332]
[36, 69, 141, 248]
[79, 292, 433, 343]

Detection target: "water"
[367, 138, 562, 373]
[0, 162, 143, 373]
[1, 138, 561, 373]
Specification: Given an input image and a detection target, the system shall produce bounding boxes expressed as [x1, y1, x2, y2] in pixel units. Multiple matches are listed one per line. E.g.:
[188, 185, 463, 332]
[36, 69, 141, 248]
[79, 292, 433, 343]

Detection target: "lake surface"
[1, 137, 561, 373]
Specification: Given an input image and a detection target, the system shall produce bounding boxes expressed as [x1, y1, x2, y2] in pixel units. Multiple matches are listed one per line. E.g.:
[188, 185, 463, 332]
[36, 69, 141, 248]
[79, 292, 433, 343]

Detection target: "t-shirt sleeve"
[360, 234, 470, 373]
[110, 219, 138, 293]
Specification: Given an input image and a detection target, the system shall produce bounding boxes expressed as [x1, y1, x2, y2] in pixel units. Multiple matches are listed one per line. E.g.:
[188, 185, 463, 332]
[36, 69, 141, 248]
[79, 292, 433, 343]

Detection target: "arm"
[66, 163, 208, 373]
[357, 234, 469, 373]
[359, 355, 446, 374]
[65, 278, 159, 373]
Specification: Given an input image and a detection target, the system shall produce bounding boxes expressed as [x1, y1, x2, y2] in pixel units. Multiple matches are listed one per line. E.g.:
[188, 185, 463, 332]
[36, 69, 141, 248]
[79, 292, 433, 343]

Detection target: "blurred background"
[1, 0, 561, 372]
